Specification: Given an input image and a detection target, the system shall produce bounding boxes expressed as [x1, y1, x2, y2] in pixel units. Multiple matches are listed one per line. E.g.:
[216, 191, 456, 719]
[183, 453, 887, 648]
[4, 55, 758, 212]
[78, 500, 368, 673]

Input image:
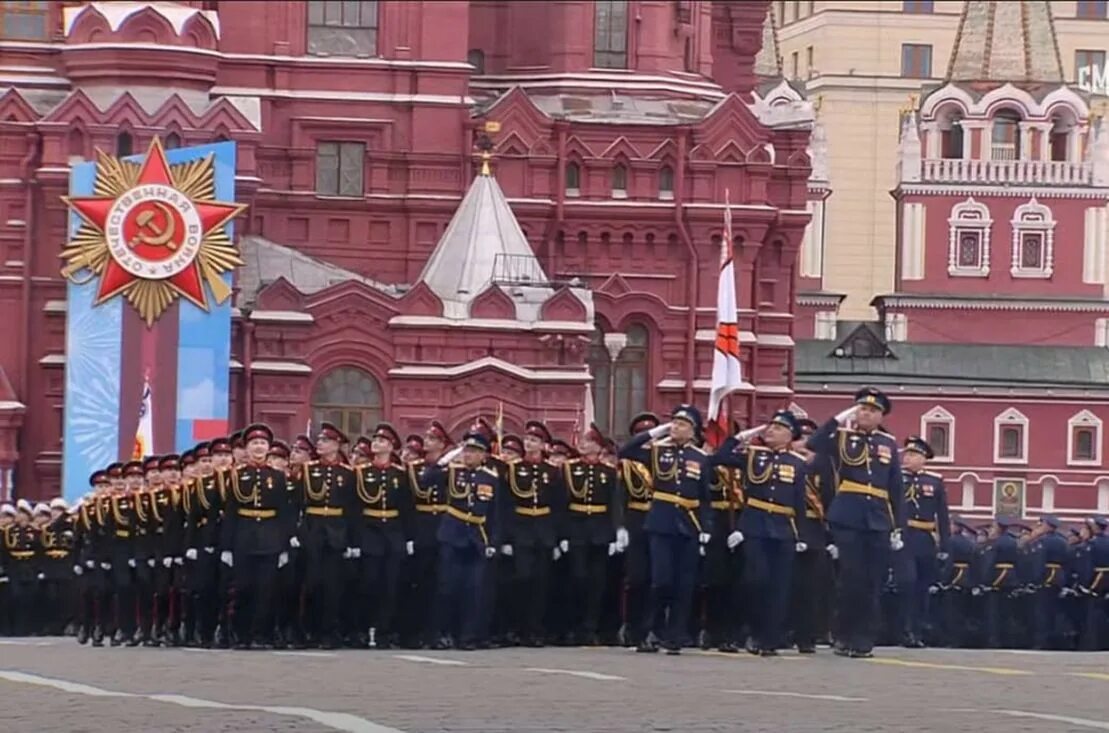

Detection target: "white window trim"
[919, 405, 955, 463]
[1010, 196, 1055, 278]
[993, 407, 1029, 465]
[948, 197, 992, 277]
[1067, 409, 1103, 466]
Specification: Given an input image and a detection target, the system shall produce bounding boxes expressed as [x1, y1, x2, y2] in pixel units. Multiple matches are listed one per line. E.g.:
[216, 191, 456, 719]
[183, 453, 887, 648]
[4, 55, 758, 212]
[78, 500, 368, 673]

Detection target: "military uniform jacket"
[706, 466, 738, 540]
[132, 490, 158, 560]
[151, 485, 185, 559]
[943, 533, 977, 589]
[713, 439, 806, 542]
[296, 460, 357, 553]
[353, 461, 414, 556]
[40, 517, 76, 580]
[2, 524, 39, 581]
[1086, 534, 1109, 594]
[619, 431, 713, 538]
[185, 475, 222, 550]
[807, 419, 905, 533]
[796, 453, 832, 548]
[408, 459, 448, 547]
[563, 458, 621, 546]
[902, 469, 950, 553]
[616, 458, 653, 533]
[221, 461, 296, 556]
[74, 500, 105, 567]
[436, 463, 500, 550]
[502, 458, 566, 548]
[104, 493, 136, 563]
[1036, 531, 1070, 588]
[983, 531, 1020, 590]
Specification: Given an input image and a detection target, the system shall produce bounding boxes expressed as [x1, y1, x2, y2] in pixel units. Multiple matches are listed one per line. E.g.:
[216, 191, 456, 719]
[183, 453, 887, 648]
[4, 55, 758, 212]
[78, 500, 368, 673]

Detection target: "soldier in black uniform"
[41, 498, 76, 635]
[108, 462, 143, 646]
[353, 423, 414, 648]
[0, 503, 14, 635]
[220, 423, 297, 649]
[296, 422, 354, 649]
[3, 501, 39, 635]
[615, 412, 659, 647]
[563, 423, 621, 645]
[404, 421, 451, 648]
[132, 456, 161, 646]
[700, 443, 742, 653]
[74, 472, 109, 646]
[152, 454, 186, 646]
[283, 435, 315, 648]
[185, 441, 225, 647]
[502, 420, 567, 646]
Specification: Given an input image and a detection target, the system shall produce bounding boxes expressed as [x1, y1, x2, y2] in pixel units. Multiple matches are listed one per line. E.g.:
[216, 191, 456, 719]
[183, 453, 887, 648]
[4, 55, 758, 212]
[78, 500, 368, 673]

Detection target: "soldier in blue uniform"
[894, 435, 950, 648]
[807, 387, 905, 658]
[937, 516, 977, 647]
[713, 410, 808, 656]
[431, 432, 500, 650]
[1031, 514, 1069, 649]
[980, 515, 1021, 648]
[1079, 516, 1109, 649]
[619, 404, 713, 655]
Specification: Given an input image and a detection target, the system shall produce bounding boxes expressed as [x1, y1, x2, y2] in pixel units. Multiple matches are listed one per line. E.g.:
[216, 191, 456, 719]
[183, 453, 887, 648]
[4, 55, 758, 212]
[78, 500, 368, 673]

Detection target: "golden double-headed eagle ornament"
[60, 137, 247, 325]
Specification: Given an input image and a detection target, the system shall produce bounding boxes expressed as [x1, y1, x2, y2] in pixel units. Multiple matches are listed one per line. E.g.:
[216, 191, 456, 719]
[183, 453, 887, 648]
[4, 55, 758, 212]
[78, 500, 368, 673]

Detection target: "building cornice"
[896, 183, 1109, 199]
[873, 293, 1109, 312]
[794, 382, 1109, 400]
[797, 291, 846, 307]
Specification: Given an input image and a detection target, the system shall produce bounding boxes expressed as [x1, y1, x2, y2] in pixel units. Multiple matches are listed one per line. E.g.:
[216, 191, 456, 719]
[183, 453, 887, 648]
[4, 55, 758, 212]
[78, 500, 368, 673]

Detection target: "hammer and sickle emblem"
[130, 202, 177, 250]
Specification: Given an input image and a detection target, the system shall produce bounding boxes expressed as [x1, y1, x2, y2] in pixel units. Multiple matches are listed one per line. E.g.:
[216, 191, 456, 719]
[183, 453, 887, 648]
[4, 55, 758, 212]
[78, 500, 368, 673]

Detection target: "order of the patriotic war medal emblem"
[60, 137, 247, 325]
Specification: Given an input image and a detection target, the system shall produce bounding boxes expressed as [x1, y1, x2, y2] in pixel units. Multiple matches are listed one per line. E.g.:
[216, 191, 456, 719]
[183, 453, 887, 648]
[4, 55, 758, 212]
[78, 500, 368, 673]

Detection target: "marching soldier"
[619, 405, 713, 655]
[133, 456, 161, 646]
[938, 516, 977, 647]
[790, 418, 830, 654]
[0, 503, 13, 636]
[713, 410, 807, 656]
[74, 473, 109, 646]
[108, 462, 143, 646]
[352, 423, 414, 648]
[563, 423, 621, 645]
[502, 420, 567, 646]
[3, 501, 39, 635]
[981, 515, 1021, 648]
[1031, 514, 1069, 649]
[220, 423, 297, 649]
[41, 498, 76, 635]
[807, 387, 905, 658]
[1080, 516, 1109, 649]
[405, 421, 452, 648]
[895, 436, 950, 649]
[152, 454, 186, 646]
[431, 431, 501, 650]
[615, 412, 658, 647]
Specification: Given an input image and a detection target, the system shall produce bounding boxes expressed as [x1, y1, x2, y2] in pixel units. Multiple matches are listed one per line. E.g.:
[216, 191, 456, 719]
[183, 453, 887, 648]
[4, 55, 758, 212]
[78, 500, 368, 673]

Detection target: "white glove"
[185, 548, 198, 561]
[37, 572, 45, 580]
[203, 546, 215, 555]
[100, 562, 112, 571]
[342, 548, 353, 560]
[608, 542, 617, 557]
[162, 557, 173, 568]
[698, 532, 711, 545]
[726, 531, 744, 550]
[500, 544, 514, 557]
[220, 551, 233, 567]
[174, 556, 183, 566]
[552, 547, 562, 561]
[971, 587, 982, 597]
[937, 552, 949, 561]
[735, 425, 766, 443]
[615, 527, 629, 552]
[826, 544, 839, 560]
[439, 445, 464, 466]
[835, 405, 859, 424]
[648, 422, 672, 439]
[928, 584, 940, 595]
[0, 577, 7, 584]
[796, 542, 809, 553]
[484, 546, 497, 559]
[278, 551, 288, 569]
[85, 560, 95, 569]
[289, 536, 300, 549]
[350, 547, 362, 559]
[559, 539, 570, 553]
[128, 558, 137, 568]
[73, 565, 84, 576]
[890, 530, 904, 551]
[147, 558, 156, 568]
[699, 545, 706, 557]
[405, 540, 415, 556]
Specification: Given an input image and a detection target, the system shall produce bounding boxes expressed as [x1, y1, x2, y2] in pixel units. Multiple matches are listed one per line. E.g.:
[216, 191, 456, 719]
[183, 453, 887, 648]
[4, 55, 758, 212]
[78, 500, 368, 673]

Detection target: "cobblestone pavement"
[2, 639, 1109, 732]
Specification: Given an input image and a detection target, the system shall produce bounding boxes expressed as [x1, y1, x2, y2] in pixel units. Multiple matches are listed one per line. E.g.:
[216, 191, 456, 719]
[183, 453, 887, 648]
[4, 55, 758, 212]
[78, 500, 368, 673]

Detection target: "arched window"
[1049, 108, 1077, 162]
[587, 326, 613, 436]
[659, 165, 674, 199]
[611, 163, 627, 198]
[467, 49, 485, 75]
[612, 324, 648, 440]
[991, 109, 1021, 161]
[311, 366, 383, 439]
[947, 196, 992, 277]
[164, 132, 182, 150]
[116, 131, 133, 157]
[1010, 196, 1054, 278]
[565, 162, 581, 196]
[936, 106, 964, 159]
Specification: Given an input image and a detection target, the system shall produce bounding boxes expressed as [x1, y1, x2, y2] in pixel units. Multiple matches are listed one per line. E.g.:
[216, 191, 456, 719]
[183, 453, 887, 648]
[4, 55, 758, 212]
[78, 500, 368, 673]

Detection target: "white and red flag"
[132, 373, 155, 461]
[705, 191, 743, 447]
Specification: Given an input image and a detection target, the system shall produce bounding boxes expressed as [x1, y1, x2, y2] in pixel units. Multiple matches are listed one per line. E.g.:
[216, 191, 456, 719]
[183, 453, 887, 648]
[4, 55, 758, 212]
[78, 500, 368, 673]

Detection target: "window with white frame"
[948, 197, 992, 277]
[994, 408, 1029, 463]
[919, 405, 955, 462]
[1067, 410, 1103, 465]
[1010, 197, 1055, 278]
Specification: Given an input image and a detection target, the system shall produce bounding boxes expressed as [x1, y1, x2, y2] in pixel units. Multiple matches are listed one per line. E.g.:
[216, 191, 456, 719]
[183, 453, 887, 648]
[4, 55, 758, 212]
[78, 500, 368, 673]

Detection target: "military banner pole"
[705, 189, 743, 448]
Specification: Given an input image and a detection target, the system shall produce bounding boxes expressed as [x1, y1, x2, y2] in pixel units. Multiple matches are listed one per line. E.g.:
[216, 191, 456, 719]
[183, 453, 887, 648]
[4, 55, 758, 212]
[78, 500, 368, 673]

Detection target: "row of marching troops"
[1, 386, 1108, 653]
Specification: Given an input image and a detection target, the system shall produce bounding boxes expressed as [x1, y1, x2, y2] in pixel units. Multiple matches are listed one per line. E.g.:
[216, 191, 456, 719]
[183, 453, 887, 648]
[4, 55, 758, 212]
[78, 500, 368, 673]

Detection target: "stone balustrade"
[921, 158, 1092, 186]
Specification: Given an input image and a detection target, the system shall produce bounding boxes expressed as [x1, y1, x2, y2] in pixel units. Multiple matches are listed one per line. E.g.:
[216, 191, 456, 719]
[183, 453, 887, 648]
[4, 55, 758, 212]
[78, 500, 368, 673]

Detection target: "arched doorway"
[310, 367, 383, 440]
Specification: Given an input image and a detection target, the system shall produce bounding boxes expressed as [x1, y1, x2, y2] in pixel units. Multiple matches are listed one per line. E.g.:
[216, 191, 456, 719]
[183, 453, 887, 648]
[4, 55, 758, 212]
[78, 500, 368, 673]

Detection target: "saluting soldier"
[615, 412, 659, 648]
[619, 405, 713, 655]
[563, 423, 621, 645]
[895, 436, 950, 649]
[404, 421, 452, 648]
[353, 423, 414, 649]
[430, 431, 501, 650]
[807, 387, 905, 659]
[220, 423, 297, 650]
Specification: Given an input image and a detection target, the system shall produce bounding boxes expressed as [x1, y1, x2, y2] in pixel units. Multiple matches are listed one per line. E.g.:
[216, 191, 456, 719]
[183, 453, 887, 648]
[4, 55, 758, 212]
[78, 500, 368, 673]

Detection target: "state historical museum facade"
[0, 0, 816, 498]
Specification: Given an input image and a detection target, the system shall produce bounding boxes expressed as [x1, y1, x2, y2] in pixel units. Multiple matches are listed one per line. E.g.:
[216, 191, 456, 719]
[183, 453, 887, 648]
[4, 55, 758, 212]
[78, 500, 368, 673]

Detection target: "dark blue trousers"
[645, 533, 699, 646]
[745, 536, 793, 651]
[894, 533, 937, 640]
[434, 544, 487, 644]
[831, 526, 889, 653]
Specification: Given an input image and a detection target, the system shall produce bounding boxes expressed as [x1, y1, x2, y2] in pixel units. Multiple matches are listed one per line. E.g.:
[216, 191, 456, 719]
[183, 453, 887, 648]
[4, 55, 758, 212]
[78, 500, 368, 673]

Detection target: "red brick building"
[0, 0, 815, 499]
[793, 1, 1109, 520]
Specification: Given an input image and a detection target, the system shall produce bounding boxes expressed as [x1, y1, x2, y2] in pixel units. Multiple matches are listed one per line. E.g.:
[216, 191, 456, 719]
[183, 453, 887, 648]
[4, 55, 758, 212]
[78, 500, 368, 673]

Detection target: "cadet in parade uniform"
[1031, 514, 1069, 649]
[563, 423, 621, 645]
[1080, 516, 1109, 649]
[352, 424, 414, 648]
[184, 441, 224, 647]
[265, 439, 300, 648]
[615, 412, 659, 647]
[619, 404, 713, 655]
[895, 436, 950, 648]
[282, 435, 315, 648]
[981, 515, 1021, 648]
[790, 418, 830, 654]
[807, 387, 905, 658]
[151, 454, 185, 646]
[502, 420, 567, 646]
[431, 431, 500, 650]
[108, 462, 142, 646]
[74, 472, 110, 646]
[714, 410, 808, 656]
[132, 456, 162, 645]
[40, 498, 75, 635]
[296, 422, 355, 648]
[0, 504, 14, 635]
[3, 501, 39, 635]
[220, 423, 297, 649]
[937, 516, 978, 647]
[405, 421, 452, 648]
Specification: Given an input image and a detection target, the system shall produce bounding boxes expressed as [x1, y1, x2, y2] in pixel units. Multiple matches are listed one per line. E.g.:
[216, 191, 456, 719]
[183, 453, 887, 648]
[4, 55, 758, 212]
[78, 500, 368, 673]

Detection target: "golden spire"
[480, 149, 492, 177]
